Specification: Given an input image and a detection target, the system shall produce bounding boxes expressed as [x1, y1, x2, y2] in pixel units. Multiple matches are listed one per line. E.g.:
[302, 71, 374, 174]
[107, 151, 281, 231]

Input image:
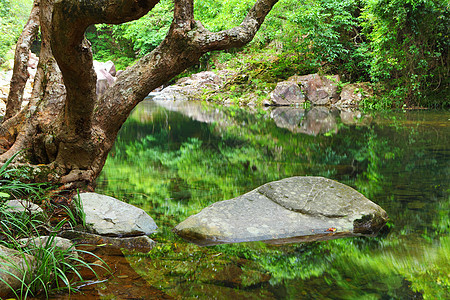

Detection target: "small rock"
[79, 193, 158, 237]
[58, 230, 156, 253]
[149, 70, 235, 101]
[94, 60, 118, 96]
[5, 200, 44, 216]
[269, 81, 305, 106]
[18, 236, 77, 258]
[0, 245, 36, 298]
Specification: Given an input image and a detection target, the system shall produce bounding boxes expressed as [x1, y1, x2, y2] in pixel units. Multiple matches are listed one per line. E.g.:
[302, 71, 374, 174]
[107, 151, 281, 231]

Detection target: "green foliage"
[0, 0, 33, 67]
[86, 0, 173, 69]
[98, 104, 449, 298]
[68, 0, 450, 107]
[256, 0, 370, 80]
[194, 0, 255, 31]
[0, 163, 109, 298]
[85, 24, 136, 70]
[62, 191, 87, 230]
[0, 151, 49, 204]
[0, 220, 109, 299]
[362, 0, 449, 107]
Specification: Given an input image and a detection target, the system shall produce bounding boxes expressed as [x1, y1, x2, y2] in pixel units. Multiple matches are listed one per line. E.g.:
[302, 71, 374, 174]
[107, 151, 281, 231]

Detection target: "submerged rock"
[174, 176, 388, 246]
[79, 193, 158, 237]
[58, 230, 156, 253]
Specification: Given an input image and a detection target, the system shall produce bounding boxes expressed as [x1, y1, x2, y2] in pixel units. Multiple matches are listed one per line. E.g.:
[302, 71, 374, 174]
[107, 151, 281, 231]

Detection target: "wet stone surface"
[174, 176, 388, 246]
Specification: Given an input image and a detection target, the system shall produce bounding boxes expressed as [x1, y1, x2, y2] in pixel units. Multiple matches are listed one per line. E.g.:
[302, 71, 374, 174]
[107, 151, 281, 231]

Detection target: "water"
[93, 100, 449, 299]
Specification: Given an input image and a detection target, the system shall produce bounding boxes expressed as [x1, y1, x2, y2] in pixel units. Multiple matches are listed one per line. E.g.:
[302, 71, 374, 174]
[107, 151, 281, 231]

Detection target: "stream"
[55, 100, 449, 299]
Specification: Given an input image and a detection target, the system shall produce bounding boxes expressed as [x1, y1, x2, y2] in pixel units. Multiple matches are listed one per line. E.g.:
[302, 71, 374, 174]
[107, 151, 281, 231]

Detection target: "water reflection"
[96, 100, 449, 299]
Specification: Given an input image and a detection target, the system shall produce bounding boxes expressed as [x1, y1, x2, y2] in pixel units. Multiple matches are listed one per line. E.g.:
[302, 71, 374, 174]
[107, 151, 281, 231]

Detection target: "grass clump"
[0, 154, 109, 299]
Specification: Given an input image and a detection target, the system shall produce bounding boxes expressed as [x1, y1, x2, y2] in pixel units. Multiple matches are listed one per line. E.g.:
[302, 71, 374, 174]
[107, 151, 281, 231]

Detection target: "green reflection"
[97, 101, 449, 299]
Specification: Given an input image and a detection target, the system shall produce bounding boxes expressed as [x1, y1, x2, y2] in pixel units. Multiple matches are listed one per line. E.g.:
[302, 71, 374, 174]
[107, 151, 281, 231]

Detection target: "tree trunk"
[0, 0, 279, 189]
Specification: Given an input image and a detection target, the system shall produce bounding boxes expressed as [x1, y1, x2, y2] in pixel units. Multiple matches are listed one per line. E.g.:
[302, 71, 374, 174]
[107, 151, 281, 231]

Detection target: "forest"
[0, 0, 448, 299]
[1, 0, 449, 108]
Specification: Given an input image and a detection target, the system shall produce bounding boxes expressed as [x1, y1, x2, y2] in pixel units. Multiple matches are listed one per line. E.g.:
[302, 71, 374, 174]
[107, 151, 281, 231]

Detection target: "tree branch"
[193, 0, 279, 52]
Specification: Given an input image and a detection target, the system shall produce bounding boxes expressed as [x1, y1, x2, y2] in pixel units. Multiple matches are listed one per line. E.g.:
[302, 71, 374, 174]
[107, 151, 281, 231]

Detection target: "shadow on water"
[72, 99, 448, 299]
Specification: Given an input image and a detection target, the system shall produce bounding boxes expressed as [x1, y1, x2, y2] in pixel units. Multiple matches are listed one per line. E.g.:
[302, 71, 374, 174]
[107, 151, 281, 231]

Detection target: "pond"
[90, 100, 448, 299]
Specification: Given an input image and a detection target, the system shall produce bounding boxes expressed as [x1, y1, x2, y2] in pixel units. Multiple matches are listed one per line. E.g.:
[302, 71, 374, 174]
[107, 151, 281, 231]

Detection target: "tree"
[0, 0, 279, 189]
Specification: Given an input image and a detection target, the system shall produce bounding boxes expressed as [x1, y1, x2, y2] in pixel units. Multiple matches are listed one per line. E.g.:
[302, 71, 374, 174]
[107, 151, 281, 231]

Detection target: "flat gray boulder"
[79, 193, 157, 237]
[173, 177, 388, 246]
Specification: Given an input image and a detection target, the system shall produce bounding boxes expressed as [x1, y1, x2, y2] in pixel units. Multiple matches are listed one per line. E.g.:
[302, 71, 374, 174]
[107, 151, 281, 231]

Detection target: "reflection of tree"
[97, 104, 449, 299]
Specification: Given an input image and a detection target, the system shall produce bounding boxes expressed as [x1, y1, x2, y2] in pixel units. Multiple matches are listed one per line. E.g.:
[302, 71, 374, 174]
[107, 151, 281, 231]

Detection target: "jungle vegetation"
[85, 0, 449, 108]
[1, 0, 448, 109]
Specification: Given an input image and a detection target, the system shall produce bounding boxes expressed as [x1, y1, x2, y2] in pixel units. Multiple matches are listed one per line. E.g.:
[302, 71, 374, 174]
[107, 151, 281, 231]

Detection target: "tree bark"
[0, 0, 279, 188]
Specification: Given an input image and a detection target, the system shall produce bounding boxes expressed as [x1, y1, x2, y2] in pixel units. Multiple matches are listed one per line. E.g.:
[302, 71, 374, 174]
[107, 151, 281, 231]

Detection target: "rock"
[0, 245, 35, 298]
[153, 99, 230, 125]
[94, 60, 118, 96]
[58, 230, 156, 253]
[5, 199, 44, 215]
[0, 71, 12, 105]
[335, 83, 373, 108]
[289, 73, 340, 105]
[18, 236, 77, 258]
[79, 193, 158, 237]
[174, 176, 388, 246]
[269, 81, 305, 106]
[149, 70, 235, 101]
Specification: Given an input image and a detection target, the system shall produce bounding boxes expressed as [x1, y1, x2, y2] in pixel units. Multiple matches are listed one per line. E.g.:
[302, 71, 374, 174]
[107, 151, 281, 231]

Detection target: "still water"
[95, 100, 449, 299]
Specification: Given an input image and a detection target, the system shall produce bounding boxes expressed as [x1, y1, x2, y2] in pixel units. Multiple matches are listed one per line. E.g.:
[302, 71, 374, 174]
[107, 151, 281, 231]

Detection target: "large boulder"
[335, 82, 373, 108]
[174, 176, 388, 246]
[0, 245, 35, 298]
[269, 81, 306, 106]
[79, 193, 158, 237]
[288, 74, 340, 105]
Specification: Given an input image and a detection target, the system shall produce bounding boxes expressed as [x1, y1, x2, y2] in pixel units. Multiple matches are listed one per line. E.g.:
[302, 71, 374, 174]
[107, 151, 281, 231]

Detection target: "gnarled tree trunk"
[1, 0, 279, 189]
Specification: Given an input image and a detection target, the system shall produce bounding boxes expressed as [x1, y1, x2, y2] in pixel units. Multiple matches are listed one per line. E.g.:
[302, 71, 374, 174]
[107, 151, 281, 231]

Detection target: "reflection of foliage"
[98, 104, 449, 298]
